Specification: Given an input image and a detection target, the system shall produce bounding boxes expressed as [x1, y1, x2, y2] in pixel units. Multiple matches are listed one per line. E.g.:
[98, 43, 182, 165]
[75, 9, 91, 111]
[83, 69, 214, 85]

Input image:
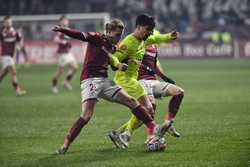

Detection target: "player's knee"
[8, 67, 16, 75]
[81, 113, 92, 123]
[12, 71, 17, 76]
[178, 88, 184, 96]
[172, 86, 184, 96]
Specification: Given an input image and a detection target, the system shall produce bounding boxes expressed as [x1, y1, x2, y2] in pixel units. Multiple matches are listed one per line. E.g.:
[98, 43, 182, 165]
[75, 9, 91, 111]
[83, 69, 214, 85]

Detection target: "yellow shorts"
[114, 76, 146, 99]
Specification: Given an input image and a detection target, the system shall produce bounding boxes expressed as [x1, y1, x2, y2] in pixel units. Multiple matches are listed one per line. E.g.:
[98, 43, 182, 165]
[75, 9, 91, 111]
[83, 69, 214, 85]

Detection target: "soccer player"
[53, 19, 162, 154]
[16, 27, 30, 66]
[16, 44, 29, 66]
[51, 15, 78, 93]
[108, 15, 179, 148]
[117, 39, 184, 143]
[0, 16, 26, 96]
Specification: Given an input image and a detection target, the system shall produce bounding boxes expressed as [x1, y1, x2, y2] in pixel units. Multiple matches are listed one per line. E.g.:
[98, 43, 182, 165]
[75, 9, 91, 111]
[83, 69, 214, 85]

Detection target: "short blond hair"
[105, 19, 124, 32]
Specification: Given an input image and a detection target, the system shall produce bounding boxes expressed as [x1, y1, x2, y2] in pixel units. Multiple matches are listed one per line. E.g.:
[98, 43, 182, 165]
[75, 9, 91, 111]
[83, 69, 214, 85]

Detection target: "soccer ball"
[147, 137, 167, 152]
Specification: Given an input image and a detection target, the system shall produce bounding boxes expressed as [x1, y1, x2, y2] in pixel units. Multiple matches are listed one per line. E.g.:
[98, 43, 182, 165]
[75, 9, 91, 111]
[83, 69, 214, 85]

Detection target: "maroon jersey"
[138, 44, 168, 81]
[80, 32, 116, 80]
[57, 28, 116, 81]
[54, 32, 71, 54]
[138, 45, 158, 80]
[0, 27, 21, 57]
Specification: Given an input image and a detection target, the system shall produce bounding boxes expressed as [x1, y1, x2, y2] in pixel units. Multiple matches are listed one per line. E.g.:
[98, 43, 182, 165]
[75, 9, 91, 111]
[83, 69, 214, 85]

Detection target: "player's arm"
[146, 31, 179, 45]
[52, 26, 104, 47]
[52, 26, 88, 42]
[101, 46, 128, 71]
[154, 60, 175, 84]
[110, 55, 128, 71]
[16, 31, 22, 44]
[109, 41, 134, 71]
[112, 42, 132, 63]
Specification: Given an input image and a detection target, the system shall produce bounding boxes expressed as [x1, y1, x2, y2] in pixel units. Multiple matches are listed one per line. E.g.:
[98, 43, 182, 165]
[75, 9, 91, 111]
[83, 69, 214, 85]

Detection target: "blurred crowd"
[0, 0, 250, 40]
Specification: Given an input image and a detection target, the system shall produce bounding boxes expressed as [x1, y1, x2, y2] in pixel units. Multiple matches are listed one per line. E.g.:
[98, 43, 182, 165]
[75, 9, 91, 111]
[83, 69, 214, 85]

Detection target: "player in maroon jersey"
[138, 43, 184, 139]
[0, 16, 26, 96]
[51, 15, 78, 93]
[53, 19, 164, 154]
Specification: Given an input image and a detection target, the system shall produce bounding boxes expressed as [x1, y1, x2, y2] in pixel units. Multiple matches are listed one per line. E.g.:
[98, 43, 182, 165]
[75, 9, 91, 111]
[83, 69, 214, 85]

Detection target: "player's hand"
[170, 31, 179, 40]
[117, 63, 128, 71]
[52, 25, 63, 32]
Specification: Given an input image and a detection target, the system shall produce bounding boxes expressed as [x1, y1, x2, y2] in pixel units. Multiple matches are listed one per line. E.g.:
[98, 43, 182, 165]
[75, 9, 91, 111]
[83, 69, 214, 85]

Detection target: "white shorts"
[80, 77, 122, 103]
[139, 79, 171, 98]
[58, 53, 76, 67]
[1, 56, 15, 69]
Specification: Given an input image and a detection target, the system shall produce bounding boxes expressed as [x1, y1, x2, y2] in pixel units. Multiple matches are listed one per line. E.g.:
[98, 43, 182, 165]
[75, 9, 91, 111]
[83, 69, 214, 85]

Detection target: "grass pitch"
[0, 59, 250, 167]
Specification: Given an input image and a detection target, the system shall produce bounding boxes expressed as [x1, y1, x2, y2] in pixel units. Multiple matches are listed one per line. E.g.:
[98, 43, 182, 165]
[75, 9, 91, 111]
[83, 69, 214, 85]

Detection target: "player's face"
[108, 28, 123, 44]
[139, 25, 154, 40]
[60, 18, 69, 27]
[4, 18, 12, 28]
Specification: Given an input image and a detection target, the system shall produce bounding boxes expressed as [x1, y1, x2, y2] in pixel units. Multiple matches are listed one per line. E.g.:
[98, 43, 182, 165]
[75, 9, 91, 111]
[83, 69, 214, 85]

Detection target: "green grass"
[0, 59, 250, 167]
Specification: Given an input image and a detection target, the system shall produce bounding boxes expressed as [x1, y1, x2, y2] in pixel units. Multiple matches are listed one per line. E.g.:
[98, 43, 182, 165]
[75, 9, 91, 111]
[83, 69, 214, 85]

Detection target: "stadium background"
[0, 0, 250, 63]
[0, 1, 250, 167]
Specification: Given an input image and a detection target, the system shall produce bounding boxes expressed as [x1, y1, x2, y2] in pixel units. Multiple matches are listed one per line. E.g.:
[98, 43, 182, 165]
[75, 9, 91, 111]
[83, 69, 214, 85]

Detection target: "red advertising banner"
[158, 41, 234, 58]
[5, 40, 249, 64]
[238, 40, 250, 58]
[23, 40, 87, 64]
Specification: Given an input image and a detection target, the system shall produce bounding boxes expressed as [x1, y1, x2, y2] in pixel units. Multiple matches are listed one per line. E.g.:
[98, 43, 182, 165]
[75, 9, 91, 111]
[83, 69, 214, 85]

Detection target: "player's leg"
[127, 80, 158, 133]
[57, 78, 102, 154]
[56, 99, 97, 154]
[109, 81, 158, 148]
[0, 57, 13, 83]
[119, 94, 160, 144]
[154, 83, 184, 137]
[8, 65, 26, 96]
[63, 61, 78, 90]
[0, 67, 9, 83]
[164, 84, 184, 120]
[51, 66, 64, 93]
[117, 80, 155, 134]
[107, 89, 157, 148]
[118, 92, 156, 135]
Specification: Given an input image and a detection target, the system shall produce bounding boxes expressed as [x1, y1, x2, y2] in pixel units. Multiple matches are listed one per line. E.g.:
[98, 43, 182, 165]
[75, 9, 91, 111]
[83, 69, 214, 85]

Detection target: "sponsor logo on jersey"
[145, 51, 156, 57]
[3, 37, 16, 42]
[119, 43, 127, 50]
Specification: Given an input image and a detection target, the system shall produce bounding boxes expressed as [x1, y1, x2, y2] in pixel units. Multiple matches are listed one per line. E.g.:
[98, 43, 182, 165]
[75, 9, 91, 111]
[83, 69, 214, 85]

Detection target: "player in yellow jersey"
[109, 14, 179, 148]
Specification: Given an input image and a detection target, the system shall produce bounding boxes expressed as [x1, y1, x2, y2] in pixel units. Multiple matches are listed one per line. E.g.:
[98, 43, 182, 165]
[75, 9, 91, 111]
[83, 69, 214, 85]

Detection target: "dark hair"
[59, 15, 67, 21]
[135, 14, 155, 29]
[3, 15, 11, 21]
[105, 19, 124, 32]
